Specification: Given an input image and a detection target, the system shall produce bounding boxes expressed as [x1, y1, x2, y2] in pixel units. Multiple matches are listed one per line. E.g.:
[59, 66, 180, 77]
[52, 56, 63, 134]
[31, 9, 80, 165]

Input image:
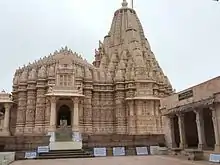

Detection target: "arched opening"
[57, 105, 71, 127]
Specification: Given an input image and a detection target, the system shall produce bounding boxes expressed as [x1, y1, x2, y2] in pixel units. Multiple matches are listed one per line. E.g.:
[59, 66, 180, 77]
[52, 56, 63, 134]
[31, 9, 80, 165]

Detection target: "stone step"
[39, 152, 91, 157]
[45, 149, 84, 154]
[49, 141, 82, 150]
[37, 149, 94, 159]
[37, 154, 94, 159]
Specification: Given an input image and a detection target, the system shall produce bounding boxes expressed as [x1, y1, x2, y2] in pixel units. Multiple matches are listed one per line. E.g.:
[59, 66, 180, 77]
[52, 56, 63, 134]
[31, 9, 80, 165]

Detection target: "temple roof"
[15, 46, 94, 74]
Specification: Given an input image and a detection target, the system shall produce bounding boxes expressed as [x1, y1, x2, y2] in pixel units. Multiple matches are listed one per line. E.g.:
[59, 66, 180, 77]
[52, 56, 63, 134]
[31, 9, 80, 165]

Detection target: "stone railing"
[0, 152, 15, 165]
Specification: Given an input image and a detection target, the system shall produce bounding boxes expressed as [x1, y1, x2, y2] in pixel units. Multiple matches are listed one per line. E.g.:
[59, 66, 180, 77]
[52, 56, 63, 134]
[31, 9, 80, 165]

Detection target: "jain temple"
[1, 0, 220, 160]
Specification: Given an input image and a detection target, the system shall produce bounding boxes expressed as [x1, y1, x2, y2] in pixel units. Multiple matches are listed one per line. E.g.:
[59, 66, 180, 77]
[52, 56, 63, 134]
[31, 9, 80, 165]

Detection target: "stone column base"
[198, 144, 206, 150]
[48, 126, 56, 132]
[34, 126, 44, 134]
[0, 130, 10, 136]
[180, 143, 187, 149]
[168, 142, 177, 148]
[24, 127, 34, 134]
[47, 132, 56, 142]
[214, 144, 220, 152]
[15, 127, 24, 135]
[72, 131, 82, 142]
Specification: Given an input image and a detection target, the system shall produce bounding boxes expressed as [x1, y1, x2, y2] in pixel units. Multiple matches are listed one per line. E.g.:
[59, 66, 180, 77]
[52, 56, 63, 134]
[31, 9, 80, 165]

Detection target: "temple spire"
[122, 0, 128, 8]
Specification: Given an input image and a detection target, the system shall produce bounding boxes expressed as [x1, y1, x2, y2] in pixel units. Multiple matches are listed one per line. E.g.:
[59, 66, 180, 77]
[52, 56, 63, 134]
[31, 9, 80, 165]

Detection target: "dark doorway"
[203, 108, 215, 149]
[57, 105, 71, 126]
[173, 115, 180, 148]
[184, 111, 198, 148]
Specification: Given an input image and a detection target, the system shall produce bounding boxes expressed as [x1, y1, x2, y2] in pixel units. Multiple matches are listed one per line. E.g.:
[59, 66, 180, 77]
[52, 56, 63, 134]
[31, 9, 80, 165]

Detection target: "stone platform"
[49, 142, 82, 150]
[11, 156, 210, 165]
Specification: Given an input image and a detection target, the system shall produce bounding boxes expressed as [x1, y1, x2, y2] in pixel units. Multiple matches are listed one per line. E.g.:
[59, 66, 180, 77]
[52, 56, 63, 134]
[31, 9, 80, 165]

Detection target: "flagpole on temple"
[131, 0, 134, 9]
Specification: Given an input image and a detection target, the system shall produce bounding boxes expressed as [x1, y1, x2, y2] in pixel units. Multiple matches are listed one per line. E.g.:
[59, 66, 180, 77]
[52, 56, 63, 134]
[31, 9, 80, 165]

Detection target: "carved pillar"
[136, 100, 143, 134]
[79, 100, 84, 132]
[128, 100, 136, 134]
[34, 83, 46, 134]
[177, 113, 187, 149]
[83, 89, 93, 134]
[115, 90, 126, 134]
[92, 92, 100, 134]
[107, 92, 114, 133]
[100, 92, 105, 133]
[72, 97, 79, 132]
[15, 84, 27, 135]
[194, 110, 206, 150]
[2, 103, 11, 136]
[24, 83, 36, 134]
[44, 99, 50, 132]
[168, 115, 176, 148]
[211, 107, 220, 152]
[49, 97, 56, 132]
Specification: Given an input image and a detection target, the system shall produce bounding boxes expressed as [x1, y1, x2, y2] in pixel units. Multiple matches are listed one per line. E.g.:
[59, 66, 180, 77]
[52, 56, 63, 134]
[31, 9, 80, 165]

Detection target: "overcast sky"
[0, 0, 220, 92]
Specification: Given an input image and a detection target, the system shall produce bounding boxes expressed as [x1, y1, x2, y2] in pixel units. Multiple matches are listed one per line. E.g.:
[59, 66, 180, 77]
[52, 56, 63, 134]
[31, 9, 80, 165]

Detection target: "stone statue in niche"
[38, 66, 46, 78]
[48, 65, 55, 77]
[20, 69, 28, 82]
[28, 68, 37, 80]
[48, 86, 53, 93]
[60, 119, 67, 128]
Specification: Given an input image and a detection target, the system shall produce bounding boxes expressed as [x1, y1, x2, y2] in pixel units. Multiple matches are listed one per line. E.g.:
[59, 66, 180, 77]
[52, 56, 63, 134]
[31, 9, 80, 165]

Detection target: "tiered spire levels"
[92, 1, 173, 94]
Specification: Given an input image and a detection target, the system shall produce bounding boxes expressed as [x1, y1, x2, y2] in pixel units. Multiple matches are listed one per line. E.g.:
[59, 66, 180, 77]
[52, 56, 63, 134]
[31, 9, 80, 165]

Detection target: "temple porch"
[45, 88, 84, 150]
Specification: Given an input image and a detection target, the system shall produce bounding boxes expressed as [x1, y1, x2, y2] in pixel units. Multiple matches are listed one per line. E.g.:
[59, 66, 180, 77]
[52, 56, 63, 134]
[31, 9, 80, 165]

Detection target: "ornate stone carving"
[8, 1, 173, 137]
[20, 69, 28, 83]
[28, 68, 37, 81]
[38, 66, 47, 79]
[48, 65, 55, 77]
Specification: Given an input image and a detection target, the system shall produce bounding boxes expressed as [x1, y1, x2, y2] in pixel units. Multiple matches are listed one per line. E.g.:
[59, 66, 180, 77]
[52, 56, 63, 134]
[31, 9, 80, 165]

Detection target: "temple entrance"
[184, 111, 198, 148]
[57, 105, 71, 127]
[203, 108, 215, 149]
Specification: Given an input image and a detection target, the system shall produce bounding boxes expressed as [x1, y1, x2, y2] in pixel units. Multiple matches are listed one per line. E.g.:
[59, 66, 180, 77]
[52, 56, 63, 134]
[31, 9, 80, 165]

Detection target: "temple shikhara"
[0, 0, 219, 161]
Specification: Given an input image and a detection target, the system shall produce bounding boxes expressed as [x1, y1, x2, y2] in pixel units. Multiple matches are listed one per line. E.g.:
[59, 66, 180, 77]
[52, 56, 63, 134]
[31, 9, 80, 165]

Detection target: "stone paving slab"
[11, 156, 213, 165]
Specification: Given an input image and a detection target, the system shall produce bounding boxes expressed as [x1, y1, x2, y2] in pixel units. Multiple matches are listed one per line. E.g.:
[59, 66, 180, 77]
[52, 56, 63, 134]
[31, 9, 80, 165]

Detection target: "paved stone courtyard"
[11, 156, 211, 165]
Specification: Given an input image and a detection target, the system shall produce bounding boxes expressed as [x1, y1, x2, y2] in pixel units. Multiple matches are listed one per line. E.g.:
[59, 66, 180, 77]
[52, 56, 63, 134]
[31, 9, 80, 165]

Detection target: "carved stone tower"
[92, 0, 173, 134]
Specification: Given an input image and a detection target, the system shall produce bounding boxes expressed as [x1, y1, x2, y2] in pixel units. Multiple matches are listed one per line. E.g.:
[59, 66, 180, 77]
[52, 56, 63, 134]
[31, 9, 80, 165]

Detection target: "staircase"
[37, 149, 94, 159]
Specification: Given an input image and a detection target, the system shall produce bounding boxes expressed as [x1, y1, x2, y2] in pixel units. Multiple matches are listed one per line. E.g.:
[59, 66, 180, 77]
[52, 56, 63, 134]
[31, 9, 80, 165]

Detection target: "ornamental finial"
[122, 0, 128, 7]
